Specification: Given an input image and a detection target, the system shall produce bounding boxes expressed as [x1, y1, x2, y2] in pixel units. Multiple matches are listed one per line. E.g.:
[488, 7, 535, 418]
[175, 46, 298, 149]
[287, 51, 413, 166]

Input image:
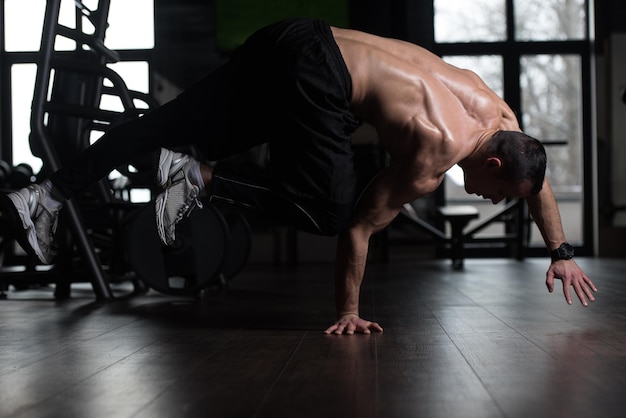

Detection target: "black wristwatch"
[550, 242, 574, 262]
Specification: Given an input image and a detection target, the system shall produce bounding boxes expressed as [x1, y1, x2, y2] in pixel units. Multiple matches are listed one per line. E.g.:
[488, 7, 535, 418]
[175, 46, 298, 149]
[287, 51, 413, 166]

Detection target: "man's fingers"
[326, 318, 384, 335]
[546, 262, 597, 307]
[546, 271, 555, 293]
[562, 281, 573, 305]
[325, 324, 346, 335]
[324, 324, 338, 334]
[581, 282, 595, 303]
[561, 277, 596, 307]
[572, 281, 589, 307]
[584, 275, 598, 292]
[334, 324, 345, 335]
[369, 322, 384, 333]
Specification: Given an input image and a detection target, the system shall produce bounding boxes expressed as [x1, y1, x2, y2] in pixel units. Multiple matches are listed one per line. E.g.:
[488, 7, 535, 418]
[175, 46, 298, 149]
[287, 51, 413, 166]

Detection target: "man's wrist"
[550, 242, 574, 262]
[338, 311, 359, 318]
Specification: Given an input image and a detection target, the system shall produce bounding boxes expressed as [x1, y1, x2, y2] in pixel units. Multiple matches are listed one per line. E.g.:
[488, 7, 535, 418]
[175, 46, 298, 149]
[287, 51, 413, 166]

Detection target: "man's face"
[463, 169, 533, 204]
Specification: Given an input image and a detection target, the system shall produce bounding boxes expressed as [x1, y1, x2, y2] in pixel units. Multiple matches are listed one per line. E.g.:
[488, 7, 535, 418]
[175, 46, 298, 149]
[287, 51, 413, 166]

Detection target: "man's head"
[463, 130, 547, 204]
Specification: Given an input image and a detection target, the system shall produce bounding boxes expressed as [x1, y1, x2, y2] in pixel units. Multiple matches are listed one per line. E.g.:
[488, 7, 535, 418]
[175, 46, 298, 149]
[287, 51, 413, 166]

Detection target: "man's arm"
[324, 222, 386, 335]
[525, 178, 597, 306]
[324, 161, 442, 334]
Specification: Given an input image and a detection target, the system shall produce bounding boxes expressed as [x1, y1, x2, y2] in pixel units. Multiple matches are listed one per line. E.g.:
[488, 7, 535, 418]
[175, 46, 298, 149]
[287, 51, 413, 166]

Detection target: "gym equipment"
[0, 162, 35, 190]
[3, 0, 158, 300]
[0, 161, 11, 188]
[7, 163, 35, 189]
[218, 205, 252, 280]
[438, 205, 479, 270]
[125, 201, 251, 295]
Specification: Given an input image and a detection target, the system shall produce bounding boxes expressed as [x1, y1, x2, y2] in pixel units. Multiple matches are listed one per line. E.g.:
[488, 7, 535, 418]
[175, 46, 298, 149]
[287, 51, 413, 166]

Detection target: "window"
[434, 0, 594, 252]
[5, 0, 74, 52]
[442, 55, 504, 96]
[521, 54, 584, 245]
[434, 0, 506, 43]
[10, 64, 38, 170]
[514, 0, 587, 41]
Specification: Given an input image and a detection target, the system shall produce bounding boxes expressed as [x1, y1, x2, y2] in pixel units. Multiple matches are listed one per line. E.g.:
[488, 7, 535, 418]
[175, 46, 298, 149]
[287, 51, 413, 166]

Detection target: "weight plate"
[125, 201, 227, 295]
[218, 206, 251, 280]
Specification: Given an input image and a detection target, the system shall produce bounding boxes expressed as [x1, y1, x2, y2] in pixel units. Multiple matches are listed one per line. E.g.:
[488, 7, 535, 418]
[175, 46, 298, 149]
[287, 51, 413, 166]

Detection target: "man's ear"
[484, 157, 503, 171]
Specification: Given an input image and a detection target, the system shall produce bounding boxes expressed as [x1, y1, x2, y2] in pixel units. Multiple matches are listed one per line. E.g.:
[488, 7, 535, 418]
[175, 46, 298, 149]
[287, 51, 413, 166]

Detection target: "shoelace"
[175, 194, 203, 223]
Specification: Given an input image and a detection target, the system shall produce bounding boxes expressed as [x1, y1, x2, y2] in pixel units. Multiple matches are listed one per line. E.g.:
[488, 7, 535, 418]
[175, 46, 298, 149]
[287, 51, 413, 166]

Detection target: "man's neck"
[458, 129, 499, 169]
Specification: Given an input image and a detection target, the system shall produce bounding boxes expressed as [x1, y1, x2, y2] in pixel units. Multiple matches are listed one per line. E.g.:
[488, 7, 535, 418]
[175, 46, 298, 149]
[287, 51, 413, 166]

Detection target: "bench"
[438, 205, 479, 269]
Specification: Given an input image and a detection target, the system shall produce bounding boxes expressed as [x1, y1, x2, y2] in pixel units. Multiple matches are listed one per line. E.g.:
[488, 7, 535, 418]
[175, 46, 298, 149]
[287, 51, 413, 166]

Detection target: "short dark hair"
[487, 130, 547, 195]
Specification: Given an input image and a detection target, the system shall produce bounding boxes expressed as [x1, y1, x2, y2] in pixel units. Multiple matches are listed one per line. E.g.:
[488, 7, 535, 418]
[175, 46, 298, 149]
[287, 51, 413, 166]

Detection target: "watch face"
[552, 243, 574, 261]
[558, 243, 574, 259]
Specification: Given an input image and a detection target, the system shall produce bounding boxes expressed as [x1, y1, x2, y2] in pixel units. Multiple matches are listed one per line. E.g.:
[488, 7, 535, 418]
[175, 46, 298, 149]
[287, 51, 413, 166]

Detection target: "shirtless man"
[326, 26, 596, 334]
[1, 19, 596, 334]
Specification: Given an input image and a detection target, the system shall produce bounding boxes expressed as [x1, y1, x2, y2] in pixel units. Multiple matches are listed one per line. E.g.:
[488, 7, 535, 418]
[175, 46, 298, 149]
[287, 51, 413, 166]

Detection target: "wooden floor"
[2, 256, 626, 418]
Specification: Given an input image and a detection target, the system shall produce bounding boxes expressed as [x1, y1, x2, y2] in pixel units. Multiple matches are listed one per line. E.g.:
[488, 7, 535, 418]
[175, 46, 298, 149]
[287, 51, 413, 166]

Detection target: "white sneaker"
[1, 184, 60, 264]
[155, 148, 203, 245]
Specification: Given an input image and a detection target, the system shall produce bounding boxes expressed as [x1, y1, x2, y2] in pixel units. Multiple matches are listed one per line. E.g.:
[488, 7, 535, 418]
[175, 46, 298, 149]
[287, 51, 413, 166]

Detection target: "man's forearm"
[333, 227, 370, 316]
[526, 178, 566, 251]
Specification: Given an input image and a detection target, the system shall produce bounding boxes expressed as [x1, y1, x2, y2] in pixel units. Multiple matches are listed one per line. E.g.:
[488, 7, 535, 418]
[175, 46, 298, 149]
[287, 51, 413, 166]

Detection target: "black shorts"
[178, 18, 362, 205]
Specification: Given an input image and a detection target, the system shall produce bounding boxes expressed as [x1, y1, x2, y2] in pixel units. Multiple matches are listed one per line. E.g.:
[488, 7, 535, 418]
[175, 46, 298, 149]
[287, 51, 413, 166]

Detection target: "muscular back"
[331, 26, 520, 185]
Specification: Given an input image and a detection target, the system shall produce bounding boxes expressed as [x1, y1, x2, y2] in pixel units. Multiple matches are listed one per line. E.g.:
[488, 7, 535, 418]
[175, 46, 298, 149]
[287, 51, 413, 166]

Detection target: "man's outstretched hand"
[546, 259, 597, 306]
[324, 313, 383, 335]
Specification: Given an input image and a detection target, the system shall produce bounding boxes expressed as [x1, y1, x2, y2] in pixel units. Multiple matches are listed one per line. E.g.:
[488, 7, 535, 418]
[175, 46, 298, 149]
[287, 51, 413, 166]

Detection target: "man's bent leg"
[50, 98, 197, 200]
[3, 98, 204, 262]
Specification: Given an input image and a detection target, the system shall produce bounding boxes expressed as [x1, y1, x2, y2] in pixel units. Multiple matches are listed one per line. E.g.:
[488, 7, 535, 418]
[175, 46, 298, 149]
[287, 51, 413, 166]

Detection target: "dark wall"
[596, 0, 626, 51]
[153, 0, 220, 90]
[152, 0, 437, 92]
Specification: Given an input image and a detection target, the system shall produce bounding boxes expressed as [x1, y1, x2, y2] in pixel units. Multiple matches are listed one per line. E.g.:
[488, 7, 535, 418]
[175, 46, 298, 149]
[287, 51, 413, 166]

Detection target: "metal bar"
[463, 199, 520, 236]
[399, 204, 447, 240]
[31, 0, 113, 300]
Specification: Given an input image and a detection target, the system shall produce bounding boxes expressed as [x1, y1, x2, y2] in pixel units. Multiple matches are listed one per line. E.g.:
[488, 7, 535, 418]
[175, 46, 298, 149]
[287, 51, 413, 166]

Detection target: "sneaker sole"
[0, 193, 48, 264]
